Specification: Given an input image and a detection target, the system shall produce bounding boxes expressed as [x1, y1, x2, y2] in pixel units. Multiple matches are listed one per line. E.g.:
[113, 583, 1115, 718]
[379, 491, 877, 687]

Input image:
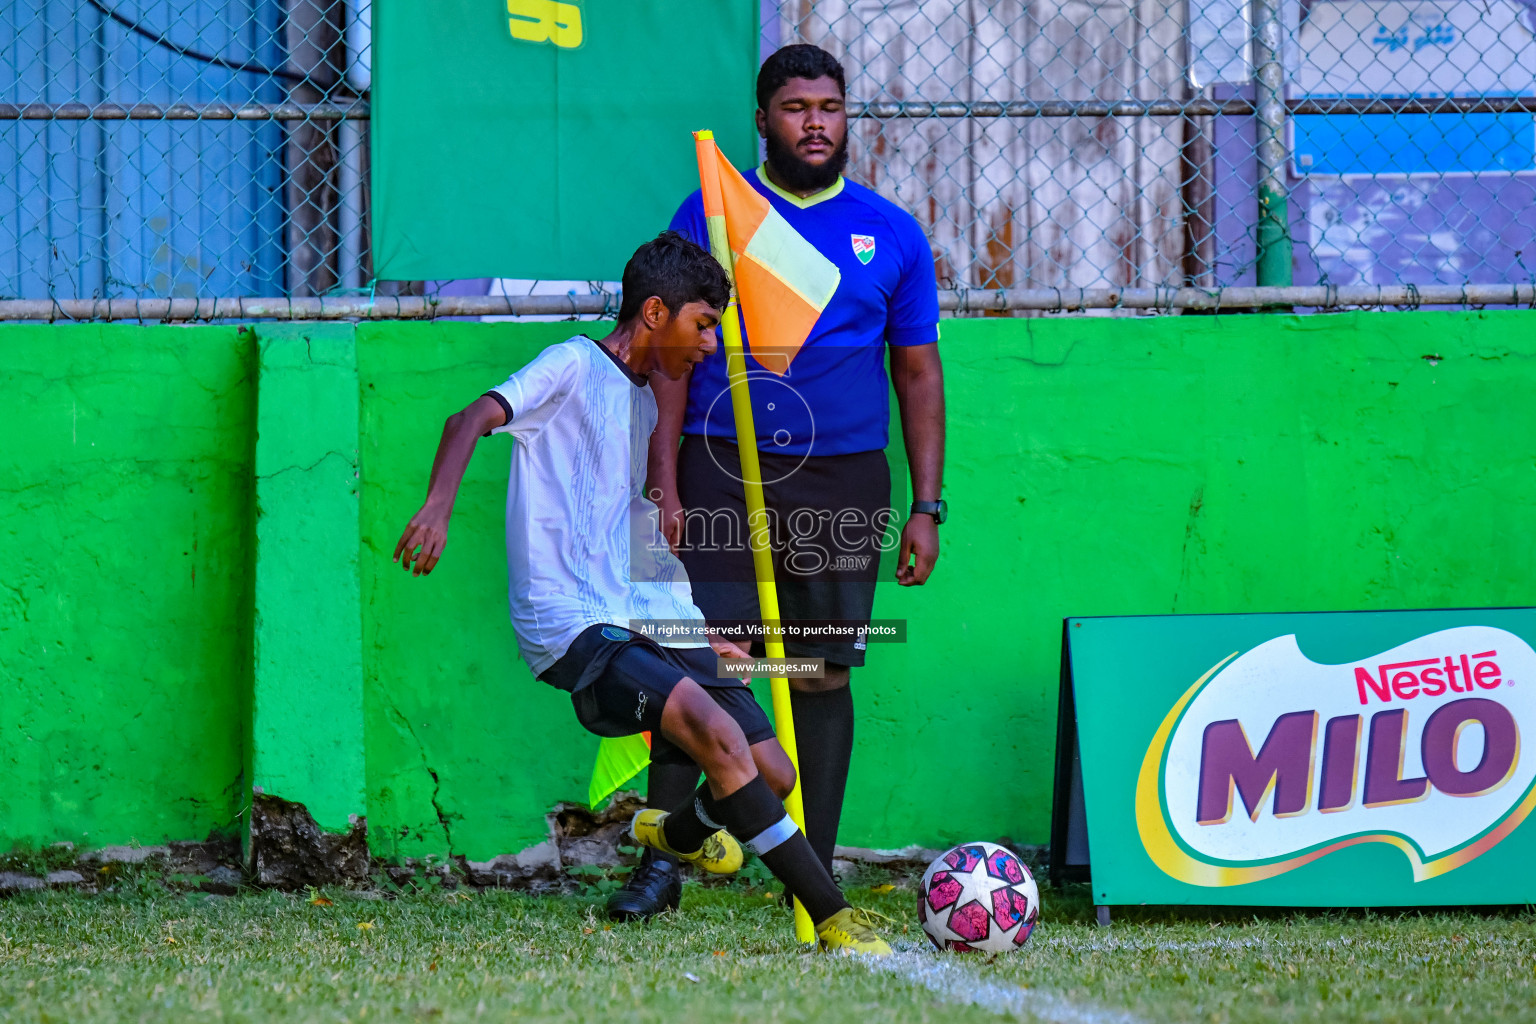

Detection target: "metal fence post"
[1252, 0, 1292, 287]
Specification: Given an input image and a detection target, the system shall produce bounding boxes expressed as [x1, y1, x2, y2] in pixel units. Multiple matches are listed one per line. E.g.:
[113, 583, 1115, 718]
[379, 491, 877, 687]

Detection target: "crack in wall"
[1, 580, 31, 621]
[256, 449, 353, 482]
[386, 704, 454, 851]
[1172, 484, 1206, 612]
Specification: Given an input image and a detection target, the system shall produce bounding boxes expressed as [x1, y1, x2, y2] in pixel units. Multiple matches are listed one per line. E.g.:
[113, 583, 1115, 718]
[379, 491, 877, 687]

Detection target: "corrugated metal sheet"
[1, 0, 285, 299]
[790, 0, 1190, 292]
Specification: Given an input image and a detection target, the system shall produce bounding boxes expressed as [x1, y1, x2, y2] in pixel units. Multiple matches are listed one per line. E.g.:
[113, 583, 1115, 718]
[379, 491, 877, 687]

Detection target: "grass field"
[1, 880, 1533, 1023]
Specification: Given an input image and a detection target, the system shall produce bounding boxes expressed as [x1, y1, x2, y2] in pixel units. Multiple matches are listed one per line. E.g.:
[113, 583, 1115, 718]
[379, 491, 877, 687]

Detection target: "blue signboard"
[1293, 0, 1536, 178]
[1293, 111, 1536, 176]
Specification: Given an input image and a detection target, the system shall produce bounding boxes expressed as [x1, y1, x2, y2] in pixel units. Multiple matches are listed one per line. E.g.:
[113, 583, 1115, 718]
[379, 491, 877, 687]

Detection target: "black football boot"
[606, 852, 682, 921]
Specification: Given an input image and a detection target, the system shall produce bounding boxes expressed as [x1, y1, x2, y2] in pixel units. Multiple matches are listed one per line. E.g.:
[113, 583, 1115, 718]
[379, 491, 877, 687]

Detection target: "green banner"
[1065, 609, 1536, 906]
[372, 1, 759, 281]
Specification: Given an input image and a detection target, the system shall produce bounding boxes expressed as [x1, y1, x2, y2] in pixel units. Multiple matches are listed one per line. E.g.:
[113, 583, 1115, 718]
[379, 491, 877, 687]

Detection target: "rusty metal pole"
[1252, 0, 1292, 287]
[5, 284, 1533, 321]
[283, 0, 345, 297]
[1180, 93, 1216, 288]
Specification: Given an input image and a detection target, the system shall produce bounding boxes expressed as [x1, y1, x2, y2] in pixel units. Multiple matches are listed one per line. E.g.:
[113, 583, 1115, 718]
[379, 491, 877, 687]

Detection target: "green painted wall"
[6, 311, 1536, 859]
[357, 321, 598, 860]
[251, 325, 366, 835]
[857, 310, 1536, 850]
[1, 325, 255, 849]
[350, 310, 1536, 857]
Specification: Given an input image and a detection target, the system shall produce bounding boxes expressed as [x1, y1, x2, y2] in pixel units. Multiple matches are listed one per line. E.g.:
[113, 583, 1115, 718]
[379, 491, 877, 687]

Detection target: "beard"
[764, 129, 849, 193]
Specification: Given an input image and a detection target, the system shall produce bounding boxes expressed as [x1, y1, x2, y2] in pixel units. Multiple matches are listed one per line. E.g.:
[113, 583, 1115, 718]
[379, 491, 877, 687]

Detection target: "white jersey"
[487, 336, 709, 676]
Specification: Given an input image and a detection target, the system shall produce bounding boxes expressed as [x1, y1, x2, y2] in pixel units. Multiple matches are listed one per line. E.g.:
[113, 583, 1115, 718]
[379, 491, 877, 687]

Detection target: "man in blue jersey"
[609, 44, 946, 921]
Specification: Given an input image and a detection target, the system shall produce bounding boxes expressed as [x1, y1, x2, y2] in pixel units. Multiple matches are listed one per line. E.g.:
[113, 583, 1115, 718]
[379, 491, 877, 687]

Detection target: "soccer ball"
[918, 842, 1040, 952]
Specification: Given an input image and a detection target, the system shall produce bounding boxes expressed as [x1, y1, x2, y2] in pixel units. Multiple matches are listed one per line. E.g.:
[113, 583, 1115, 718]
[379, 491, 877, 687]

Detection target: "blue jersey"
[669, 167, 939, 456]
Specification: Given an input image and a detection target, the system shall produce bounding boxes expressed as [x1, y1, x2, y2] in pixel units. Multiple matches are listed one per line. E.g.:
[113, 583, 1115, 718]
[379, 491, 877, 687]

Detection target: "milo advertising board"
[1057, 609, 1536, 906]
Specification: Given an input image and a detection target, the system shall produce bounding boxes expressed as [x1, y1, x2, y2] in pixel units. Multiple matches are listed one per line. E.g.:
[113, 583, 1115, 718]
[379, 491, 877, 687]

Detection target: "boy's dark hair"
[756, 44, 846, 111]
[618, 231, 730, 323]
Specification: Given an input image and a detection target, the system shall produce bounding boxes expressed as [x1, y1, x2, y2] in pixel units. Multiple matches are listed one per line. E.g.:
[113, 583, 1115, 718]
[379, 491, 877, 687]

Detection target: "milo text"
[1196, 696, 1518, 825]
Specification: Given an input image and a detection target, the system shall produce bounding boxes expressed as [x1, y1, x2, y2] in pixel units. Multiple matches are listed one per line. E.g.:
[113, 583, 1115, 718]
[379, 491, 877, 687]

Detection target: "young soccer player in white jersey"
[392, 232, 890, 955]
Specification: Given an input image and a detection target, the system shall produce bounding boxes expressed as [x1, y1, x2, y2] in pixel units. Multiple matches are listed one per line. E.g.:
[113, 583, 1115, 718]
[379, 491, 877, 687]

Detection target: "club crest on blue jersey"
[851, 234, 876, 265]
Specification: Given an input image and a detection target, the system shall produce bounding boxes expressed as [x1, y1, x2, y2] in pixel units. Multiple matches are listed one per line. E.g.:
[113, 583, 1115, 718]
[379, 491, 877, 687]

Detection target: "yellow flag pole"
[695, 130, 816, 946]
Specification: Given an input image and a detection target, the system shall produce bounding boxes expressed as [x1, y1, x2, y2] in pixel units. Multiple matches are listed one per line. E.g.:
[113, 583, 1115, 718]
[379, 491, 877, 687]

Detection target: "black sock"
[712, 774, 847, 925]
[790, 683, 854, 874]
[657, 782, 717, 855]
[644, 760, 701, 867]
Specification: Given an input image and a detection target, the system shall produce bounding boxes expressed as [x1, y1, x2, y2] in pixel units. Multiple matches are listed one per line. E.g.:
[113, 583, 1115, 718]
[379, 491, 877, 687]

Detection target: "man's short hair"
[756, 44, 846, 111]
[618, 231, 730, 323]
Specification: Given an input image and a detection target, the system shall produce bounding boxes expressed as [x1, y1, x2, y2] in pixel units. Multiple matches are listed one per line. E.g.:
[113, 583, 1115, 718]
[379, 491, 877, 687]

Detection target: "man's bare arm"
[890, 342, 945, 586]
[393, 394, 508, 576]
[647, 369, 691, 551]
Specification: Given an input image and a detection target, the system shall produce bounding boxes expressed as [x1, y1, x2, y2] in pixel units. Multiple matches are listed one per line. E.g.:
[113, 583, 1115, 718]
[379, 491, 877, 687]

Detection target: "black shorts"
[539, 624, 775, 765]
[675, 435, 893, 667]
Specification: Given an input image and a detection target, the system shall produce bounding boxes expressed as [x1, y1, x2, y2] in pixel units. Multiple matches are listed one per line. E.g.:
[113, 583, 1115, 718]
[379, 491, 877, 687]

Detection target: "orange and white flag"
[694, 132, 839, 376]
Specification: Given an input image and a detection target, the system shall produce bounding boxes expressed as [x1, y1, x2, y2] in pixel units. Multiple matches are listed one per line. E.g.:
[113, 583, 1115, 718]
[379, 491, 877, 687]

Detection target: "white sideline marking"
[867, 950, 1146, 1024]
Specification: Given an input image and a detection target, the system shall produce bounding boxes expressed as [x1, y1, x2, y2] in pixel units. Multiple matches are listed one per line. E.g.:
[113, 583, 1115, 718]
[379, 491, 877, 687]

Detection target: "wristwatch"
[910, 499, 947, 525]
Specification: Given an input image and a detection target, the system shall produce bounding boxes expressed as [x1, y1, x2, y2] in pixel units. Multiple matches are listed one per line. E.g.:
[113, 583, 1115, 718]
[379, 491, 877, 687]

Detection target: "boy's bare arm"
[646, 369, 691, 551]
[393, 395, 508, 576]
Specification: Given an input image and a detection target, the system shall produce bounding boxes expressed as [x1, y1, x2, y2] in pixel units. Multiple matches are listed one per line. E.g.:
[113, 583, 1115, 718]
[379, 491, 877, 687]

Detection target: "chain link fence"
[787, 0, 1536, 304]
[4, 1, 1534, 317]
[2, 0, 368, 305]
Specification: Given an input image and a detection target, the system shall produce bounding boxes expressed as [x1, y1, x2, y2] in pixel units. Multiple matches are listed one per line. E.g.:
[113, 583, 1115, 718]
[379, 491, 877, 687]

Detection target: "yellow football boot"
[816, 907, 894, 956]
[629, 809, 743, 875]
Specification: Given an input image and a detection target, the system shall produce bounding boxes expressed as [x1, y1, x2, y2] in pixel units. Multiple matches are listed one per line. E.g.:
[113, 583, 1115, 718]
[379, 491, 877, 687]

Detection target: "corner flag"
[589, 733, 651, 810]
[693, 133, 840, 375]
[587, 135, 840, 947]
[693, 129, 829, 945]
